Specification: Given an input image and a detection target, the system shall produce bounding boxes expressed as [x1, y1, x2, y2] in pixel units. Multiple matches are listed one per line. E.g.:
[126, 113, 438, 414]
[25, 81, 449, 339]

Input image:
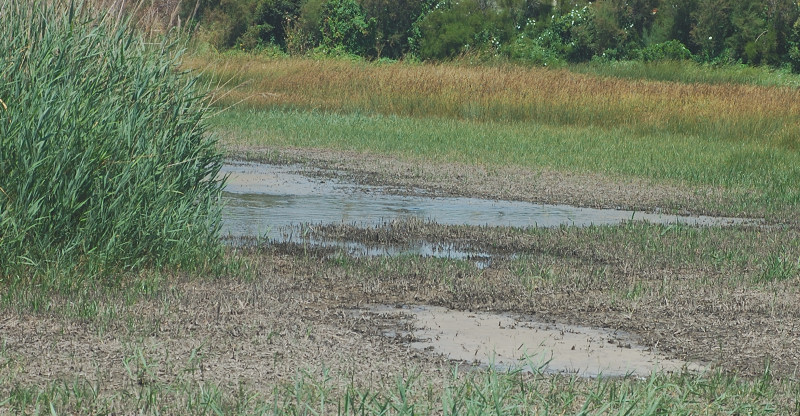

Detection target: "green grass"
[570, 59, 800, 87]
[213, 108, 800, 216]
[3, 360, 795, 414]
[190, 53, 800, 146]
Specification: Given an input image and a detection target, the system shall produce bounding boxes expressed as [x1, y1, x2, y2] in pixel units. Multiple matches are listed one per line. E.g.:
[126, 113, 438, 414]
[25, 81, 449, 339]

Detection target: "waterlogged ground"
[3, 148, 800, 412]
[349, 305, 707, 378]
[220, 149, 800, 375]
[224, 146, 757, 218]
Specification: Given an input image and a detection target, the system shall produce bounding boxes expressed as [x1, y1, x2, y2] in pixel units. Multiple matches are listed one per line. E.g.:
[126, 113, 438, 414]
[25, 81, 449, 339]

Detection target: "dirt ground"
[2, 148, 799, 408]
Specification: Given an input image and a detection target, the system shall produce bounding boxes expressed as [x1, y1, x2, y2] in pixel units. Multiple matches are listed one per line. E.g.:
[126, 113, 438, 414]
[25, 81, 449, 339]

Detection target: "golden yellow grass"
[187, 54, 800, 147]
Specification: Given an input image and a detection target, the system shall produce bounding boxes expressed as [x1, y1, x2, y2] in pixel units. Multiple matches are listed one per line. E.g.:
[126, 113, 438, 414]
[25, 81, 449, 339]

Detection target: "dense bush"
[0, 0, 225, 276]
[638, 39, 693, 61]
[362, 0, 435, 58]
[320, 0, 371, 55]
[191, 0, 261, 48]
[535, 5, 595, 62]
[416, 0, 501, 60]
[503, 34, 565, 66]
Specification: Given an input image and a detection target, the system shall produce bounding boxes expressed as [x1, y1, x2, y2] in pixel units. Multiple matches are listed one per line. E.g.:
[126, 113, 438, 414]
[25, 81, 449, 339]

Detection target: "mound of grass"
[0, 1, 225, 277]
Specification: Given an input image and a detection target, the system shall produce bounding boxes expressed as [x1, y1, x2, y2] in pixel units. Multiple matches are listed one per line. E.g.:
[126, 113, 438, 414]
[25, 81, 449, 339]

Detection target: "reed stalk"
[0, 0, 224, 277]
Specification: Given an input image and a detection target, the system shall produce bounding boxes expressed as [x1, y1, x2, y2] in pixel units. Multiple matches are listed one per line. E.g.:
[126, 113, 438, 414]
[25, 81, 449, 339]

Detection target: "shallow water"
[221, 161, 752, 239]
[353, 305, 706, 378]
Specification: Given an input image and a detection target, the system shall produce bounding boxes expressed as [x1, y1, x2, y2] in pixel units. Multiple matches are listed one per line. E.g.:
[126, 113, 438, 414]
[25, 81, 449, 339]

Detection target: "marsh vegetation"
[2, 0, 800, 414]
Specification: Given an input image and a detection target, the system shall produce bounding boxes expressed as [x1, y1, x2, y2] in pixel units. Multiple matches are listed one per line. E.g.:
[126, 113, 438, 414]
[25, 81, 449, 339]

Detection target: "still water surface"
[221, 161, 749, 238]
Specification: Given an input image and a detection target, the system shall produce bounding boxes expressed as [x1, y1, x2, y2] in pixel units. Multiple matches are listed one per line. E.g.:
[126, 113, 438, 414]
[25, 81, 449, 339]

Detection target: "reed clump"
[0, 0, 224, 277]
[189, 54, 800, 149]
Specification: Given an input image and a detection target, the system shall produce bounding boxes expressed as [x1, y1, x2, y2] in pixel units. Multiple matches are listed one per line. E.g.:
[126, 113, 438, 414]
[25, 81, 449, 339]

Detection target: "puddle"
[220, 161, 755, 239]
[354, 305, 706, 378]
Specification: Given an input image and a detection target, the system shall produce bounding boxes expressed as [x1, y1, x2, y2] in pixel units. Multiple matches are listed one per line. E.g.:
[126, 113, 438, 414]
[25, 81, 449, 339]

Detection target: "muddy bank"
[211, 150, 800, 379]
[2, 236, 799, 409]
[0, 272, 452, 403]
[258, 236, 800, 377]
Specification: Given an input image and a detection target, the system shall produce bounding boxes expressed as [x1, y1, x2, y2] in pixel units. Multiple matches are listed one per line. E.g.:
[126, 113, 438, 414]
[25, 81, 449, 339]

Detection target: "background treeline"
[182, 0, 800, 71]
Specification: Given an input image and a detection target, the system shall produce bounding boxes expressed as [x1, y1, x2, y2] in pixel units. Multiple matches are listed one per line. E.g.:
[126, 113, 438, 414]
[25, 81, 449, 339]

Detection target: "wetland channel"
[221, 161, 750, 241]
[219, 160, 738, 377]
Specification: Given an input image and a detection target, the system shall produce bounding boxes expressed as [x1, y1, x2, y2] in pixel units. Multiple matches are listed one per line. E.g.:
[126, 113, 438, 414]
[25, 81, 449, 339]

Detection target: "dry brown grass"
[187, 55, 800, 147]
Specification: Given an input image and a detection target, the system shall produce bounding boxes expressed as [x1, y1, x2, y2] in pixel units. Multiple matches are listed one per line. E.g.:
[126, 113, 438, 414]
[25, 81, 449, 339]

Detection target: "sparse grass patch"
[4, 356, 795, 414]
[312, 220, 800, 291]
[276, 219, 800, 377]
[1, 240, 799, 413]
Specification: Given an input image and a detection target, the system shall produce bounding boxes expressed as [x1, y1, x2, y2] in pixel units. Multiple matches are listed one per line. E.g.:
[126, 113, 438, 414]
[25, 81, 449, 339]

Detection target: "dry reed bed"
[188, 55, 800, 146]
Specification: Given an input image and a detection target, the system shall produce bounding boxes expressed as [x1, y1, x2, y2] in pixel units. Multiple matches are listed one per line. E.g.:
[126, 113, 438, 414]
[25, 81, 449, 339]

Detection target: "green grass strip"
[214, 108, 800, 211]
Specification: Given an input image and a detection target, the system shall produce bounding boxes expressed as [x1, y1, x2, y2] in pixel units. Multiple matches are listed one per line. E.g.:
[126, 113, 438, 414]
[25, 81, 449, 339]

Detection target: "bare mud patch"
[352, 305, 706, 378]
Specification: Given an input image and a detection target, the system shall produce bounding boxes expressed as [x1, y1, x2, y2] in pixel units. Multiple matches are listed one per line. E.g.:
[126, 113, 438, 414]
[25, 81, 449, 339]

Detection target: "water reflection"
[220, 161, 753, 239]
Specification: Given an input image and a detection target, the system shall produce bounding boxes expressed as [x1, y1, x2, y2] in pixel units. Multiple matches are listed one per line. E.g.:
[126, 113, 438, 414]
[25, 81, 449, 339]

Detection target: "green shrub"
[533, 6, 595, 62]
[638, 40, 692, 61]
[361, 0, 433, 59]
[503, 34, 565, 66]
[194, 0, 260, 49]
[237, 23, 276, 50]
[416, 0, 509, 60]
[0, 0, 225, 276]
[320, 0, 372, 55]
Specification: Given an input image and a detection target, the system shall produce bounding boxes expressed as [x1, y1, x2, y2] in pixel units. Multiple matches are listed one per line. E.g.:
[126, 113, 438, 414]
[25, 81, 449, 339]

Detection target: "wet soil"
[350, 305, 707, 378]
[0, 271, 453, 403]
[217, 147, 799, 380]
[257, 232, 800, 378]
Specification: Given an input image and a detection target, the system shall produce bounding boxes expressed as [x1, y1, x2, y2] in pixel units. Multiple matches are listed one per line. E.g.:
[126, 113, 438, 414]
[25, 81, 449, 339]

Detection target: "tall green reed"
[0, 0, 225, 278]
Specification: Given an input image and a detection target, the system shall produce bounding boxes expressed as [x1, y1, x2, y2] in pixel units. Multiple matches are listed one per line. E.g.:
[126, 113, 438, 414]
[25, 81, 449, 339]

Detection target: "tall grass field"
[192, 53, 800, 218]
[192, 54, 800, 148]
[0, 1, 225, 278]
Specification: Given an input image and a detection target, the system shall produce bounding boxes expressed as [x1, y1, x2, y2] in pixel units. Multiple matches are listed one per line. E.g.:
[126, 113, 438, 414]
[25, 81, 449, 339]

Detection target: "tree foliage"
[361, 0, 434, 58]
[320, 0, 371, 54]
[185, 0, 800, 71]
